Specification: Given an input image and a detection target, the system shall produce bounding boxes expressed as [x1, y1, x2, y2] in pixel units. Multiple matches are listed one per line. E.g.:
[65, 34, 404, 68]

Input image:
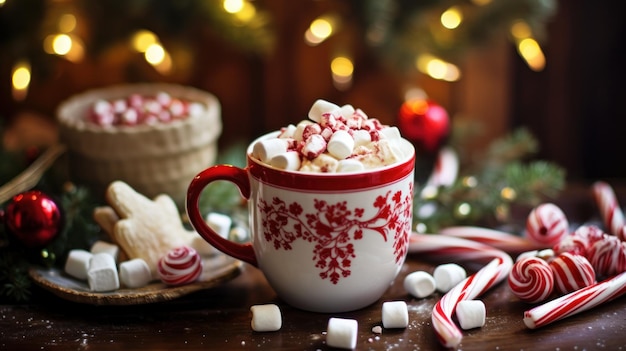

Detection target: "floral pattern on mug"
[259, 184, 413, 284]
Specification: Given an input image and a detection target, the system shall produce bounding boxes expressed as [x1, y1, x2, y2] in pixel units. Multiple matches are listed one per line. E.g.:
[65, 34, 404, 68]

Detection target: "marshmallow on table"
[119, 258, 152, 288]
[90, 240, 120, 262]
[270, 151, 301, 171]
[64, 249, 93, 280]
[455, 300, 486, 330]
[308, 99, 340, 123]
[250, 304, 282, 332]
[326, 317, 358, 350]
[403, 271, 437, 298]
[88, 253, 120, 292]
[434, 263, 467, 293]
[252, 138, 290, 163]
[327, 130, 355, 160]
[382, 301, 409, 329]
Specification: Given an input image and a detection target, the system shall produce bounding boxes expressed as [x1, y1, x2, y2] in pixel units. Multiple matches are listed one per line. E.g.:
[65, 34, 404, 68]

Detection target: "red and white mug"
[187, 131, 415, 312]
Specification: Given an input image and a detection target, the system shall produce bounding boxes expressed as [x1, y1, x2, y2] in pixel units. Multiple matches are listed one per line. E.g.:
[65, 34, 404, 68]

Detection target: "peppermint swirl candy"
[508, 256, 554, 303]
[157, 246, 203, 286]
[549, 253, 596, 294]
[586, 234, 626, 277]
[526, 203, 569, 247]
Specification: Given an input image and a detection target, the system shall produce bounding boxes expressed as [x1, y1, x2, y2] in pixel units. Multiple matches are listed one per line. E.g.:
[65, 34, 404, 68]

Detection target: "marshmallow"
[455, 300, 486, 330]
[337, 159, 365, 173]
[250, 304, 282, 332]
[90, 240, 120, 262]
[87, 253, 120, 292]
[403, 271, 437, 298]
[338, 104, 355, 119]
[119, 258, 152, 288]
[380, 126, 402, 140]
[301, 134, 327, 159]
[351, 129, 371, 146]
[516, 250, 539, 262]
[381, 301, 409, 329]
[270, 151, 302, 171]
[326, 317, 358, 350]
[64, 249, 93, 280]
[308, 99, 340, 123]
[433, 263, 467, 293]
[278, 124, 297, 138]
[206, 212, 232, 238]
[252, 138, 289, 163]
[293, 120, 313, 142]
[327, 130, 355, 160]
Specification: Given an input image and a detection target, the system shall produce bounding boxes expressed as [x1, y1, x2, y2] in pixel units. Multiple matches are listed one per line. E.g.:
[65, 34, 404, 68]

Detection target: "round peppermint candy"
[157, 246, 203, 286]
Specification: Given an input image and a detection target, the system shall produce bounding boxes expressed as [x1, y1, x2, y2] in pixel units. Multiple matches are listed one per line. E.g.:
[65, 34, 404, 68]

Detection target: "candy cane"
[432, 256, 513, 348]
[523, 271, 626, 329]
[439, 226, 544, 254]
[409, 233, 510, 263]
[591, 181, 626, 240]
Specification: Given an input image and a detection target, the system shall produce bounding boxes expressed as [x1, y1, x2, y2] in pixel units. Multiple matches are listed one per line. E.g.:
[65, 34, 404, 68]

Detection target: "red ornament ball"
[4, 190, 63, 247]
[397, 98, 450, 154]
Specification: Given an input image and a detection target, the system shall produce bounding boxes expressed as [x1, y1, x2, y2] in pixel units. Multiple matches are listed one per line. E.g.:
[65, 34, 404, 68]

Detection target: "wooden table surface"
[2, 183, 626, 350]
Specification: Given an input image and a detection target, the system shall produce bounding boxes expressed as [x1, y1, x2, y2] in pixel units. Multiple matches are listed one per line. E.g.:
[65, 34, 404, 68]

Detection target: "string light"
[11, 60, 31, 101]
[305, 14, 339, 46]
[517, 37, 545, 71]
[510, 20, 546, 71]
[223, 0, 256, 23]
[440, 7, 463, 29]
[330, 55, 353, 90]
[131, 30, 158, 53]
[415, 54, 461, 82]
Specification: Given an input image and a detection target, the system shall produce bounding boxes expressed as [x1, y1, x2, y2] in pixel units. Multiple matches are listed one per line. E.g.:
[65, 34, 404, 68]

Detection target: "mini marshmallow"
[301, 134, 327, 159]
[537, 248, 555, 260]
[326, 317, 358, 350]
[252, 138, 289, 163]
[230, 226, 249, 242]
[206, 212, 232, 239]
[337, 159, 365, 173]
[403, 270, 437, 298]
[433, 263, 467, 293]
[308, 99, 340, 123]
[119, 258, 152, 288]
[293, 120, 313, 141]
[64, 249, 93, 280]
[339, 104, 356, 119]
[189, 213, 231, 255]
[278, 124, 297, 138]
[87, 253, 120, 292]
[382, 301, 409, 329]
[250, 304, 282, 332]
[270, 151, 302, 171]
[380, 126, 402, 140]
[352, 129, 372, 146]
[327, 130, 355, 160]
[90, 240, 120, 262]
[455, 300, 486, 330]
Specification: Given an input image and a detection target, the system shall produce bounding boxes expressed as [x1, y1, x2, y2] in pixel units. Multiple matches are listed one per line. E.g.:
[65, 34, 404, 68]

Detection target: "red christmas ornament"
[397, 98, 450, 155]
[4, 190, 63, 247]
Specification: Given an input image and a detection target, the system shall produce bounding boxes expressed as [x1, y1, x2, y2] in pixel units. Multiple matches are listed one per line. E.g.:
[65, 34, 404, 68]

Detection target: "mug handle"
[186, 164, 258, 267]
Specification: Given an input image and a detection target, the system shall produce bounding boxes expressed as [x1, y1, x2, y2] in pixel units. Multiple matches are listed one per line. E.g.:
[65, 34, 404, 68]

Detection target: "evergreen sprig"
[414, 127, 566, 233]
